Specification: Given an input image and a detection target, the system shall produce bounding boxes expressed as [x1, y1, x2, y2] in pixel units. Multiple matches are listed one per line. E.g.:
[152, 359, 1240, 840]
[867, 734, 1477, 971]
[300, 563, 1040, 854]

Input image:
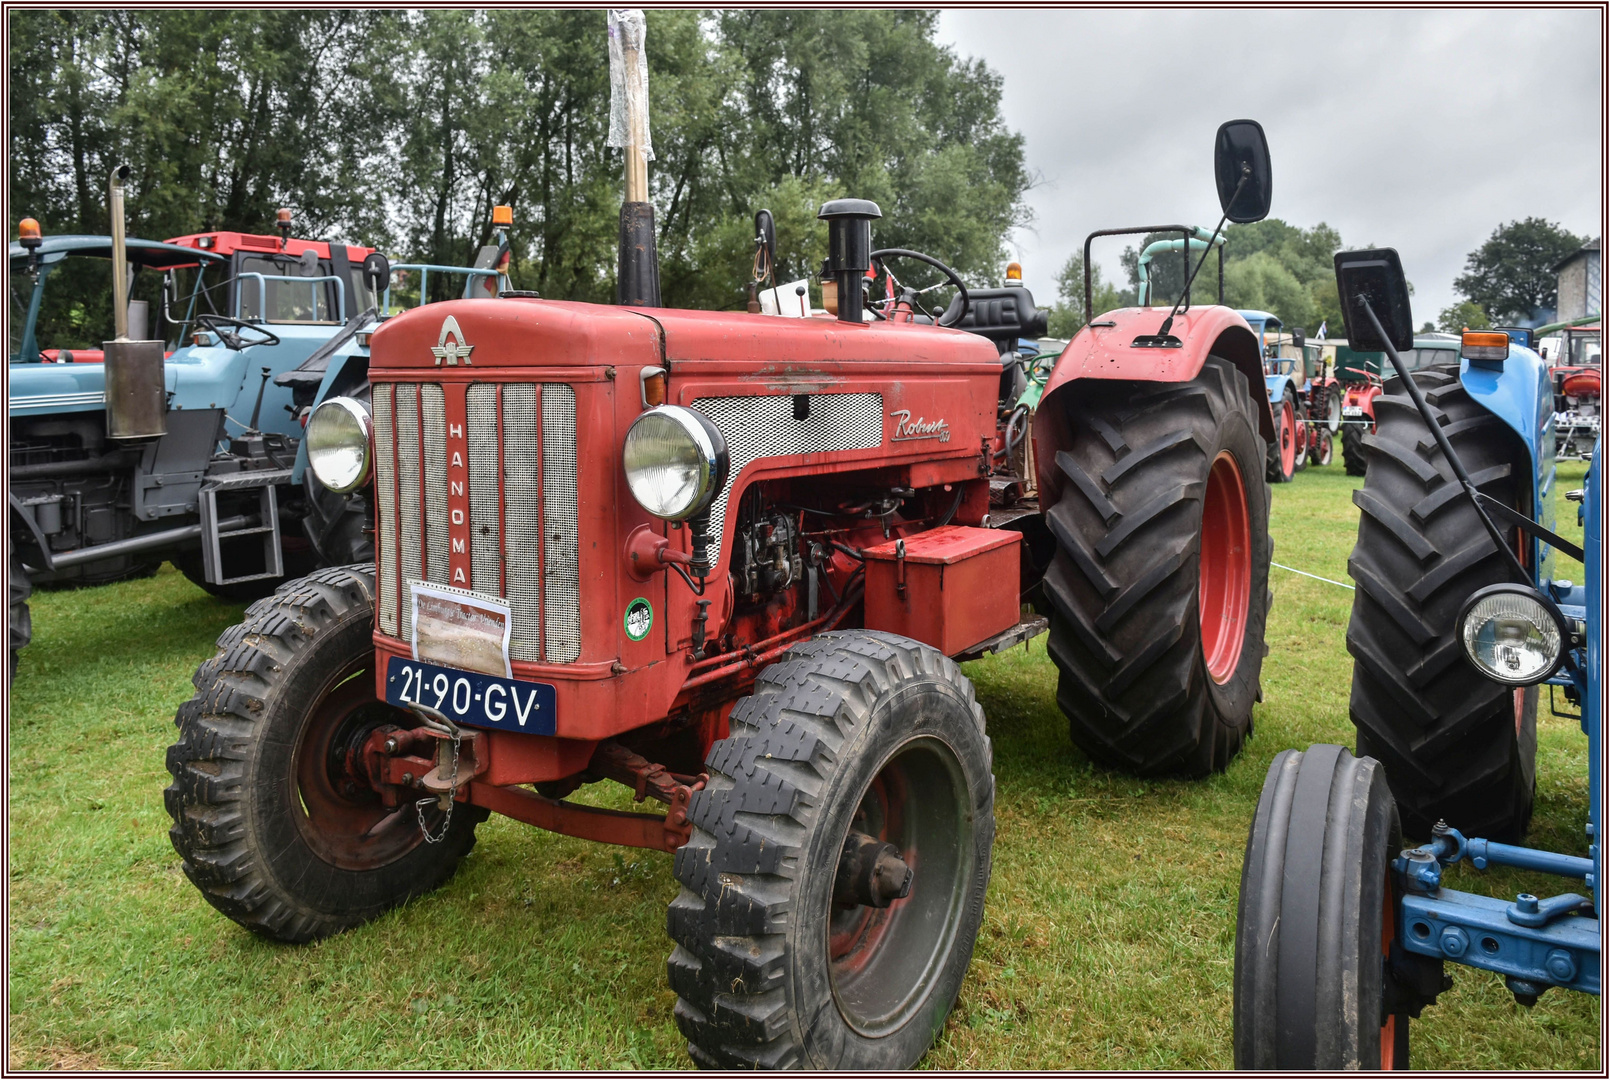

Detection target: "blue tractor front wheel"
[1233, 744, 1440, 1069]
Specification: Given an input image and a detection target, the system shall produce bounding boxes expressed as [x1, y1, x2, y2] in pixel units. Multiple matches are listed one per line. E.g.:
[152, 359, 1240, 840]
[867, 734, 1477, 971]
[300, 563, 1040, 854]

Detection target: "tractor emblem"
[889, 408, 951, 443]
[430, 315, 475, 366]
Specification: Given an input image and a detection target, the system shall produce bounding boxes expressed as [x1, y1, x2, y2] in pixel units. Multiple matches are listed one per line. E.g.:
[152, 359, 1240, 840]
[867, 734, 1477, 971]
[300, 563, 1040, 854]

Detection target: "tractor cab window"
[1567, 331, 1601, 367]
[236, 254, 341, 323]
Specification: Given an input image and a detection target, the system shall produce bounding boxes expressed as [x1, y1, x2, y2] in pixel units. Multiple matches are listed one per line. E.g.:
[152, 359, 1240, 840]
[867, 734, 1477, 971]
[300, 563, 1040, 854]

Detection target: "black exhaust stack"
[618, 202, 661, 307]
[818, 199, 881, 324]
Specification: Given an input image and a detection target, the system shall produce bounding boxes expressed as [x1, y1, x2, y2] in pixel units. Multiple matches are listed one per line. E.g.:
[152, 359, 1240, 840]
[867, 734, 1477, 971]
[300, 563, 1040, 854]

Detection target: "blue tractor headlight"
[1457, 584, 1568, 686]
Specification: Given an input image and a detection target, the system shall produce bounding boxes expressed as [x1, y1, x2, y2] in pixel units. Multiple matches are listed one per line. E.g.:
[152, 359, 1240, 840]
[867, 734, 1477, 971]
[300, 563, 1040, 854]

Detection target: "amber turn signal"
[1461, 330, 1509, 363]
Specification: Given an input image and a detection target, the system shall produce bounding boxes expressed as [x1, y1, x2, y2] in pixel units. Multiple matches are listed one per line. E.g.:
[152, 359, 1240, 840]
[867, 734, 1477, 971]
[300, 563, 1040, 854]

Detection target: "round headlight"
[1457, 584, 1567, 686]
[306, 396, 373, 494]
[622, 405, 728, 521]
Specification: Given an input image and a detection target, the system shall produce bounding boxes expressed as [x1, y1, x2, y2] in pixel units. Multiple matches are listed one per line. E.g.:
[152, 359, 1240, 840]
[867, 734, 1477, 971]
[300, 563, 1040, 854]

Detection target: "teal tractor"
[6, 168, 503, 675]
[1234, 248, 1595, 1068]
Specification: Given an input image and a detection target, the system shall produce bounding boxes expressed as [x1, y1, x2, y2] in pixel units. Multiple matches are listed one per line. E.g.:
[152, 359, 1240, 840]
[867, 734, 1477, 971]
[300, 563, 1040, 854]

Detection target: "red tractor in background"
[166, 119, 1278, 1069]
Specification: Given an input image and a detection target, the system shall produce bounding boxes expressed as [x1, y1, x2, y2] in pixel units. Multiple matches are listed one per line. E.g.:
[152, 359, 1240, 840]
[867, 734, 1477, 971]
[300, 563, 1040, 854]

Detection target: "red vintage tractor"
[165, 120, 1278, 1068]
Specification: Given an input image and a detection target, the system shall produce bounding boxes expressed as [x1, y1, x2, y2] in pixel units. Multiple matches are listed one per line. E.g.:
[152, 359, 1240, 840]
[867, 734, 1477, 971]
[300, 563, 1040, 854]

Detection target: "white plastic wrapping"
[607, 9, 653, 161]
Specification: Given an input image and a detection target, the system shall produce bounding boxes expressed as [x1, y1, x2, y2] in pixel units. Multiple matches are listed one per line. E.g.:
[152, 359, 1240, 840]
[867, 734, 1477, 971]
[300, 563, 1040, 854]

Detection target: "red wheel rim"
[290, 656, 429, 870]
[1280, 398, 1297, 475]
[827, 736, 972, 1036]
[1199, 451, 1252, 684]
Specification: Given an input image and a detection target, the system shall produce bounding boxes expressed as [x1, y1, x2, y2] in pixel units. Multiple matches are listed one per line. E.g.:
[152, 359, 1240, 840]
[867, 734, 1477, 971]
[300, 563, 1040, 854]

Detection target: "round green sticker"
[624, 597, 653, 641]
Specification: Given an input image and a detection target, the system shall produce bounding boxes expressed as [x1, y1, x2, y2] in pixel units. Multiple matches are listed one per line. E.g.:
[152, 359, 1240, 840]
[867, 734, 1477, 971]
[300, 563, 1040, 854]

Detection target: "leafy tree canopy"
[1454, 217, 1586, 324]
[1436, 299, 1490, 334]
[8, 10, 1028, 311]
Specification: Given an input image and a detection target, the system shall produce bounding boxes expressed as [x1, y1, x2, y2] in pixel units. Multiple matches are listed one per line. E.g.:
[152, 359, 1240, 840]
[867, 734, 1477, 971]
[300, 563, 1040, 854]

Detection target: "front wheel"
[667, 631, 994, 1069]
[165, 565, 486, 942]
[1234, 745, 1422, 1069]
[1040, 356, 1271, 776]
[1292, 401, 1311, 473]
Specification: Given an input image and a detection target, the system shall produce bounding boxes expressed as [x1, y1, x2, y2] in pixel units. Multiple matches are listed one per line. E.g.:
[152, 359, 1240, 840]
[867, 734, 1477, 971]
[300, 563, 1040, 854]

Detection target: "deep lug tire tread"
[667, 630, 994, 1070]
[165, 565, 485, 943]
[1342, 422, 1369, 477]
[1345, 365, 1536, 843]
[1040, 356, 1272, 776]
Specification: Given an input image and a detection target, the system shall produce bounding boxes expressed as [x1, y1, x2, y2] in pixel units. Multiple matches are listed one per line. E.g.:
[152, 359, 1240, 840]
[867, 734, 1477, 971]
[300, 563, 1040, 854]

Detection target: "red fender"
[1032, 305, 1273, 504]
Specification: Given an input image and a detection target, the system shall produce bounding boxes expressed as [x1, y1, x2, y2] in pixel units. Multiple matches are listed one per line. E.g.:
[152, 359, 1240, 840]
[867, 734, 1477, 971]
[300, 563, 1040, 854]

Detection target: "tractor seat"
[942, 286, 1048, 355]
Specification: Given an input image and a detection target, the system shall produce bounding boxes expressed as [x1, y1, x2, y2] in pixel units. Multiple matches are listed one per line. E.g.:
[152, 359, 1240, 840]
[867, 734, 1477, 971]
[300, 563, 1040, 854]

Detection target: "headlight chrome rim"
[306, 396, 374, 494]
[622, 405, 729, 521]
[1456, 583, 1568, 687]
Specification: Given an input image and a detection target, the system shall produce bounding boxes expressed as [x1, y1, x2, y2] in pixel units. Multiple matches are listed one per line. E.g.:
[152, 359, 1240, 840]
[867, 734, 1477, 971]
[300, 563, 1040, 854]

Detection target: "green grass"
[7, 460, 1598, 1069]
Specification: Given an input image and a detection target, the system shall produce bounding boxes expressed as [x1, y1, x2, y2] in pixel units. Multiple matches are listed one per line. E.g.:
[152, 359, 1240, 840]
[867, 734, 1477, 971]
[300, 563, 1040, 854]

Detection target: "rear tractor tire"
[1266, 387, 1299, 483]
[1346, 365, 1537, 843]
[165, 565, 486, 942]
[1342, 421, 1369, 477]
[1234, 744, 1441, 1069]
[668, 631, 994, 1069]
[1040, 355, 1271, 776]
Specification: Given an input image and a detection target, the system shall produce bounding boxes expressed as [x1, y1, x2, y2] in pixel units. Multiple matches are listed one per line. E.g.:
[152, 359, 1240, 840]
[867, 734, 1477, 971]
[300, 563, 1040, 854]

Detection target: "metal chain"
[411, 707, 461, 844]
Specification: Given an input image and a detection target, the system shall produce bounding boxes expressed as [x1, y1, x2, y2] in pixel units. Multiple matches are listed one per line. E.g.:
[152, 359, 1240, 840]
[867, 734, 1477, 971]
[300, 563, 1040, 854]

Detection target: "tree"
[1437, 300, 1490, 334]
[1223, 251, 1315, 331]
[1046, 251, 1123, 337]
[1453, 218, 1585, 323]
[8, 11, 1029, 314]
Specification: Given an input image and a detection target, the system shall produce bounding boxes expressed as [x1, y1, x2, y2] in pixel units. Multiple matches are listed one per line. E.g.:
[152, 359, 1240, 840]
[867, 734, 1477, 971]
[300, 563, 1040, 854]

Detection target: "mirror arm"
[1156, 166, 1247, 337]
[1358, 298, 1532, 586]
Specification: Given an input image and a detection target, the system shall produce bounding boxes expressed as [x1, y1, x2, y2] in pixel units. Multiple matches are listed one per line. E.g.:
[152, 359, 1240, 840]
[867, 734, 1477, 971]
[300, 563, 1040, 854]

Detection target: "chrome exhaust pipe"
[103, 164, 167, 441]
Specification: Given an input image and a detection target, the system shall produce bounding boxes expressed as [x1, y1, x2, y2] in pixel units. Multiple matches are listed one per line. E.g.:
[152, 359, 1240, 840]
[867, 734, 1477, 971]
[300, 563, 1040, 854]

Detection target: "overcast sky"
[934, 7, 1604, 321]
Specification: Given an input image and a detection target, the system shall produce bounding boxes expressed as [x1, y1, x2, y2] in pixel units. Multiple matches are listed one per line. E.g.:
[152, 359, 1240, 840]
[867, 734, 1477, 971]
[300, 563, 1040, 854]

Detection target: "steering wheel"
[195, 314, 282, 351]
[868, 248, 970, 328]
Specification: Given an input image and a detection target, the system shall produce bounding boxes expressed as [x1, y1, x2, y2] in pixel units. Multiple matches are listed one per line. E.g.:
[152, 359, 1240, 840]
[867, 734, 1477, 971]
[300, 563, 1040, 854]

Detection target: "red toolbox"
[861, 525, 1021, 656]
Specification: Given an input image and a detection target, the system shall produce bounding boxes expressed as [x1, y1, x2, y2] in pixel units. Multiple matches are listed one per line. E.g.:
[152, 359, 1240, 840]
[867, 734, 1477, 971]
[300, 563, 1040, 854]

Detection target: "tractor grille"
[373, 381, 581, 663]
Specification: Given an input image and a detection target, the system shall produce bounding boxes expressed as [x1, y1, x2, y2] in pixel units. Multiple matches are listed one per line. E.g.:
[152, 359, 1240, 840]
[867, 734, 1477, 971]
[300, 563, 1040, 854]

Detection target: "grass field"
[6, 459, 1598, 1070]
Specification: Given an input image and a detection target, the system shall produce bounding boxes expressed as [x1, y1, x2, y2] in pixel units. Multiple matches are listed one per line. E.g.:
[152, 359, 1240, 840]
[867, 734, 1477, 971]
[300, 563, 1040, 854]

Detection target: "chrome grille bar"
[465, 384, 502, 595]
[373, 384, 399, 637]
[421, 383, 449, 586]
[501, 384, 544, 663]
[541, 384, 580, 662]
[394, 383, 423, 643]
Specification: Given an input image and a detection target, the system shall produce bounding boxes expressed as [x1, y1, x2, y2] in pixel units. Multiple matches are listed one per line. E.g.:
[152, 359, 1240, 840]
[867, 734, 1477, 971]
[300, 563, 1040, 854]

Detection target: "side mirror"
[361, 252, 391, 299]
[1334, 248, 1415, 352]
[297, 248, 320, 277]
[1214, 120, 1272, 223]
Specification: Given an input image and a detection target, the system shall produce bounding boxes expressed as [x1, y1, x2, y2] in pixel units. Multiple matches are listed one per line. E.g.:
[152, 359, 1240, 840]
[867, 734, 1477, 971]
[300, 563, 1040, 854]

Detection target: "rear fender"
[289, 346, 371, 483]
[1264, 373, 1298, 406]
[1033, 305, 1272, 505]
[1459, 347, 1555, 575]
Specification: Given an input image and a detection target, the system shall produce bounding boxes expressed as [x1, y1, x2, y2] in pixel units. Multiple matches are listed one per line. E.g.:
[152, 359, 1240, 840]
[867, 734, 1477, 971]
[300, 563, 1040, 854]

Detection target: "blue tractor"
[1233, 248, 1596, 1068]
[1239, 309, 1336, 481]
[6, 168, 505, 675]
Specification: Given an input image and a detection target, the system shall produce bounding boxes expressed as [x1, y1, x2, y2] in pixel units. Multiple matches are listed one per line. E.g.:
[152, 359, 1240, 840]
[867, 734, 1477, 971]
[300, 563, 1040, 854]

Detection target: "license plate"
[1342, 405, 1364, 416]
[385, 656, 556, 735]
